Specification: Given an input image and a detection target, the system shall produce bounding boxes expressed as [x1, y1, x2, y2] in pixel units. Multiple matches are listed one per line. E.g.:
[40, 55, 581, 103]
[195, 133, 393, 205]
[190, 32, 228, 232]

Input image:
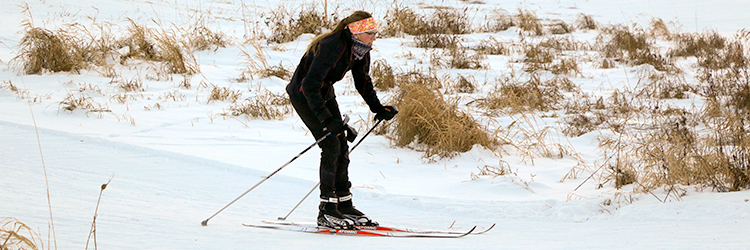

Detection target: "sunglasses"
[364, 31, 378, 37]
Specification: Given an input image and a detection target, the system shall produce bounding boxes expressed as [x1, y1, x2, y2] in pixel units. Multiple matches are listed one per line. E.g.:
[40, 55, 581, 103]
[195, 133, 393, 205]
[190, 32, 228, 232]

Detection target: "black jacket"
[286, 29, 384, 123]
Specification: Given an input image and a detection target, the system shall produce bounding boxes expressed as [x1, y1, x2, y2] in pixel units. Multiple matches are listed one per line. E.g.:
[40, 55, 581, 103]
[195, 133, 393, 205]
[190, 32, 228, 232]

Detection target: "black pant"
[290, 97, 350, 197]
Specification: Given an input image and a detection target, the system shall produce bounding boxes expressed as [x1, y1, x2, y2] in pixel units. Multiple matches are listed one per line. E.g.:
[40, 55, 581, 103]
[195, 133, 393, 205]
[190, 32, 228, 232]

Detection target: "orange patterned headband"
[347, 17, 378, 34]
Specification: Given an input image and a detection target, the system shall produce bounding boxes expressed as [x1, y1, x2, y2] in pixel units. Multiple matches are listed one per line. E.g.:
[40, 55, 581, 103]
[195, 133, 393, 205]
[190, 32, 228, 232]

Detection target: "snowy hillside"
[2, 0, 749, 249]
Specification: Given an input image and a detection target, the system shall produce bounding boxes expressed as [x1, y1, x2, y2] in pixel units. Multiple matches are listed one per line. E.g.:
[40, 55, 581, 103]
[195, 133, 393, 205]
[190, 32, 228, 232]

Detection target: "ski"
[260, 220, 495, 235]
[243, 223, 477, 238]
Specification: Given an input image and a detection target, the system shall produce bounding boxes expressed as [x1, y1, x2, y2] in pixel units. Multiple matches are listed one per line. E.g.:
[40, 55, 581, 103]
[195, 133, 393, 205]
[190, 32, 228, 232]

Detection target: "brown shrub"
[264, 4, 333, 44]
[575, 14, 596, 30]
[516, 9, 543, 36]
[475, 74, 576, 114]
[229, 89, 291, 120]
[381, 5, 424, 36]
[598, 25, 673, 71]
[480, 8, 514, 32]
[371, 59, 396, 91]
[387, 71, 496, 160]
[16, 27, 83, 74]
[474, 37, 507, 55]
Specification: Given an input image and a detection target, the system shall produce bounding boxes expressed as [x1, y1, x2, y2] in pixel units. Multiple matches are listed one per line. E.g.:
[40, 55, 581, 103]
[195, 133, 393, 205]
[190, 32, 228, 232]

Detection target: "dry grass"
[150, 27, 199, 75]
[575, 14, 597, 30]
[479, 8, 514, 33]
[606, 112, 750, 193]
[0, 80, 31, 99]
[476, 74, 578, 114]
[258, 62, 292, 80]
[425, 7, 472, 35]
[474, 37, 507, 55]
[110, 76, 145, 92]
[598, 25, 674, 71]
[380, 5, 424, 37]
[206, 85, 242, 104]
[431, 46, 486, 70]
[119, 18, 158, 62]
[371, 59, 396, 91]
[264, 4, 333, 44]
[386, 70, 497, 160]
[1, 217, 43, 250]
[448, 74, 477, 94]
[516, 9, 543, 36]
[635, 68, 694, 99]
[236, 40, 289, 81]
[12, 5, 124, 74]
[59, 93, 108, 114]
[649, 18, 671, 40]
[415, 34, 462, 49]
[228, 89, 291, 120]
[669, 31, 726, 58]
[522, 44, 556, 72]
[119, 19, 199, 75]
[548, 20, 573, 35]
[185, 17, 232, 51]
[384, 6, 470, 37]
[580, 30, 750, 193]
[15, 26, 83, 74]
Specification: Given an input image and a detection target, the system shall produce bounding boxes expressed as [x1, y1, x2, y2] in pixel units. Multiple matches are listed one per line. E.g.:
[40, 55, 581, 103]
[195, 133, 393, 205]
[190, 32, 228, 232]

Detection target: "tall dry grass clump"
[598, 25, 673, 71]
[380, 5, 424, 36]
[476, 74, 577, 114]
[1, 218, 43, 250]
[424, 8, 472, 35]
[474, 37, 507, 55]
[206, 85, 242, 104]
[430, 46, 486, 70]
[371, 59, 396, 91]
[185, 15, 232, 51]
[669, 31, 726, 59]
[14, 11, 85, 74]
[264, 4, 333, 44]
[516, 9, 543, 36]
[150, 27, 199, 75]
[575, 14, 597, 30]
[119, 19, 199, 75]
[228, 89, 291, 120]
[480, 8, 514, 32]
[387, 71, 496, 160]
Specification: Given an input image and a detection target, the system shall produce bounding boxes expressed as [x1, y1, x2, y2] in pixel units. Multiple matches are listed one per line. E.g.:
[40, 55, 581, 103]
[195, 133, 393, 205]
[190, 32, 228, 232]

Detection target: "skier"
[285, 11, 398, 229]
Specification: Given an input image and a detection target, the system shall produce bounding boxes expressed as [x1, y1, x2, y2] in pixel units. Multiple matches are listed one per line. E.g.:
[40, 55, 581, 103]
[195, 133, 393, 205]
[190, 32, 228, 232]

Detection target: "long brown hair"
[306, 11, 372, 55]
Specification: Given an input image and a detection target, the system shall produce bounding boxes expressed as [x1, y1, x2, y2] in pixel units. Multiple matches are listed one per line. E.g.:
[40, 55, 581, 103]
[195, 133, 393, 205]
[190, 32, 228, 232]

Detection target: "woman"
[286, 11, 398, 229]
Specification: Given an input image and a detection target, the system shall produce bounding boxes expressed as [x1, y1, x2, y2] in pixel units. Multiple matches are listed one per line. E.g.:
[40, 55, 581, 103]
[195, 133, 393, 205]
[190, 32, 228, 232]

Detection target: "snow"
[2, 0, 750, 249]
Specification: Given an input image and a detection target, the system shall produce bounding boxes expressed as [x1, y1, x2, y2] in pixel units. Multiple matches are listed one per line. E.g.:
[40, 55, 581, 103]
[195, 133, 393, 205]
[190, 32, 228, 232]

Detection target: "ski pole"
[202, 116, 349, 226]
[277, 119, 383, 221]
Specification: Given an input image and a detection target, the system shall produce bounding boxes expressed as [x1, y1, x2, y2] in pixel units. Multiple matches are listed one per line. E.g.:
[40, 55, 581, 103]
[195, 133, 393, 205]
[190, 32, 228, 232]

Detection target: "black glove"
[324, 118, 345, 137]
[344, 124, 358, 142]
[374, 106, 398, 121]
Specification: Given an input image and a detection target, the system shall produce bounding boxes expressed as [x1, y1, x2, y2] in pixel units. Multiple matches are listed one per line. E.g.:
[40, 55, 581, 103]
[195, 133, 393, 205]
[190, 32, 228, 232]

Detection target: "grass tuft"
[1, 217, 43, 250]
[228, 89, 291, 120]
[371, 59, 396, 91]
[386, 70, 497, 160]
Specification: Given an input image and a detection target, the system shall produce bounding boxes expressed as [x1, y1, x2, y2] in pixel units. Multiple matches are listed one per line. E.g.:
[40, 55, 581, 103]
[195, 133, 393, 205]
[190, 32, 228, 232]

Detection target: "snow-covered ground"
[2, 0, 749, 249]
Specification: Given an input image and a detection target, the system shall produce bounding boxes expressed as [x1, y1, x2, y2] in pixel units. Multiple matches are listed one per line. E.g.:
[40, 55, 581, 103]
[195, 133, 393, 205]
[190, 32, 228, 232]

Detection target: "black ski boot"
[317, 194, 355, 229]
[337, 193, 379, 226]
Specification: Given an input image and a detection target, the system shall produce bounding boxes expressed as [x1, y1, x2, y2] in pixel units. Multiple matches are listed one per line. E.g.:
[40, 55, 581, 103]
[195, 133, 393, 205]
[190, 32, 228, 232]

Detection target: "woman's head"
[307, 11, 376, 53]
[348, 16, 378, 45]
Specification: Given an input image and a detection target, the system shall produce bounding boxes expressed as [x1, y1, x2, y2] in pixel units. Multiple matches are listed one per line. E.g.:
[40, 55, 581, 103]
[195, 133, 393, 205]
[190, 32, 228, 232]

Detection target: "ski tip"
[201, 219, 209, 226]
